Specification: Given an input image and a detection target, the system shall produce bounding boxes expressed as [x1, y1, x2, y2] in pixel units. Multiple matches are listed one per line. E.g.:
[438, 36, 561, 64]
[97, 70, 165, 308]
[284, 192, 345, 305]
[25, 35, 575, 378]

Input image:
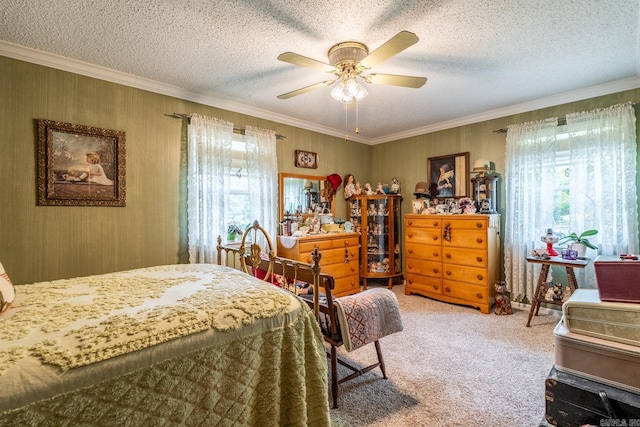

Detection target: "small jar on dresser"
[404, 214, 500, 314]
[277, 232, 360, 297]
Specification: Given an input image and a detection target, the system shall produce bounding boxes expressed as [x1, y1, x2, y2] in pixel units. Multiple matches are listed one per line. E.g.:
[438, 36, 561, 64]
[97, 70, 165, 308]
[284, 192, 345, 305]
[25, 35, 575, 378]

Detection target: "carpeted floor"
[329, 284, 561, 427]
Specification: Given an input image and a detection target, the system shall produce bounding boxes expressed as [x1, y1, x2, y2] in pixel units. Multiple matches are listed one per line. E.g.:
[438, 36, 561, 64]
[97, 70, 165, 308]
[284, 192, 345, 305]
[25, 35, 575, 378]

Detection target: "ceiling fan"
[276, 31, 427, 101]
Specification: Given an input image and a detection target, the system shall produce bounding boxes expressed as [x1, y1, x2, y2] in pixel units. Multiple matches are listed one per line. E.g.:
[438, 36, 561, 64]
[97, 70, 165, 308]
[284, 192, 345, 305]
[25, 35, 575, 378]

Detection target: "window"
[228, 137, 251, 230]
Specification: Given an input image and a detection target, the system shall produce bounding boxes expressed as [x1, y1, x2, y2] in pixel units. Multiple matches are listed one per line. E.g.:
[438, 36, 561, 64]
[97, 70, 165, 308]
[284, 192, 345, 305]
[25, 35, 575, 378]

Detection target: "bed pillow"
[0, 262, 16, 313]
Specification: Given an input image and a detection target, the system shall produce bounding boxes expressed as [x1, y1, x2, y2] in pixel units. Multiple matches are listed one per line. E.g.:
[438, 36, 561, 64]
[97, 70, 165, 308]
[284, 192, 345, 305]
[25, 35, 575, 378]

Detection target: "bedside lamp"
[473, 158, 492, 177]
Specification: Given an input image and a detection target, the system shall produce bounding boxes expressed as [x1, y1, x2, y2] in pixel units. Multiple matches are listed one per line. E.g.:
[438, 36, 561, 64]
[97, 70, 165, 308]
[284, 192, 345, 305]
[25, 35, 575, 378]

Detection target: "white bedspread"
[0, 264, 330, 426]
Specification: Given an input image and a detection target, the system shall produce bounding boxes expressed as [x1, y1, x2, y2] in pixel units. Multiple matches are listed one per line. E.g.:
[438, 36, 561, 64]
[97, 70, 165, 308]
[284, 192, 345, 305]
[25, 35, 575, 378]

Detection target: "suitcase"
[594, 255, 640, 303]
[545, 366, 640, 426]
[563, 289, 640, 347]
[554, 322, 640, 394]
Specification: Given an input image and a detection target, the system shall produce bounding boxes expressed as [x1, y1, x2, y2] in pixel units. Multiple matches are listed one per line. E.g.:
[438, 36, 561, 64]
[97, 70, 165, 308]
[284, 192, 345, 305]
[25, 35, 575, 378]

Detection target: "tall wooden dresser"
[277, 232, 360, 297]
[404, 214, 500, 313]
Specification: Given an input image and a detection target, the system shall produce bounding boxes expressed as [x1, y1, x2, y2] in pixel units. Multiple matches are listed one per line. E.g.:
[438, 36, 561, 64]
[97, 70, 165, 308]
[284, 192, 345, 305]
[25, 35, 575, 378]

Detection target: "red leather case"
[594, 255, 640, 303]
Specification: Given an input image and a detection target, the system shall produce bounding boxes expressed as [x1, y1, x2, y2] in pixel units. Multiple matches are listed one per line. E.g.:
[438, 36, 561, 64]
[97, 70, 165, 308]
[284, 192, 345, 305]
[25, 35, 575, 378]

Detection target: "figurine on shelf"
[376, 182, 385, 194]
[343, 174, 356, 200]
[354, 181, 363, 195]
[390, 177, 400, 194]
[364, 183, 374, 195]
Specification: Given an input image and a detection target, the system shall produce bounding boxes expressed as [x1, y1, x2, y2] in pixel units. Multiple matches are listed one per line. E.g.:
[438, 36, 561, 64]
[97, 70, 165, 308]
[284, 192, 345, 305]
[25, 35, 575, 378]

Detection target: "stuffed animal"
[494, 281, 513, 315]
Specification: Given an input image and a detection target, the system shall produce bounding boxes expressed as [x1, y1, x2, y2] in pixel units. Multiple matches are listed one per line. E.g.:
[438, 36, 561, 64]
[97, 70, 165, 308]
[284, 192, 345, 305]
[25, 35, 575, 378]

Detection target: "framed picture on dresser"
[428, 152, 469, 198]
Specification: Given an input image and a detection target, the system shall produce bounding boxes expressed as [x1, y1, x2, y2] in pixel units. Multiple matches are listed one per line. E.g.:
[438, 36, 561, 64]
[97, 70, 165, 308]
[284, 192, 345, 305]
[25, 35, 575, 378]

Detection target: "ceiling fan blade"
[277, 80, 336, 99]
[366, 73, 427, 88]
[360, 31, 419, 69]
[277, 52, 335, 72]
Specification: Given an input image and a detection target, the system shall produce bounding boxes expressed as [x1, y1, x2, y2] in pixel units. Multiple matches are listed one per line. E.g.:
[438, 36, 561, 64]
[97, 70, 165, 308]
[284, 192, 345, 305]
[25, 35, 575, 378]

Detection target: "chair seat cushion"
[334, 288, 403, 351]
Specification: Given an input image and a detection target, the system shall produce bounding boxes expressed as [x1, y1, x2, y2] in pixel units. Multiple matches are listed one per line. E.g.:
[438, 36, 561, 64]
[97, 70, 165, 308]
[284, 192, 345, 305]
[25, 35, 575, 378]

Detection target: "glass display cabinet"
[470, 174, 499, 214]
[347, 194, 402, 289]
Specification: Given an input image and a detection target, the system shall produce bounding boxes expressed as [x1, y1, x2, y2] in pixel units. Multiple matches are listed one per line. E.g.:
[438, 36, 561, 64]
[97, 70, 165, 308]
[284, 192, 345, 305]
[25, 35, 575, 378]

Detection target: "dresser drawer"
[405, 217, 441, 229]
[299, 239, 333, 253]
[442, 218, 487, 230]
[324, 260, 359, 279]
[405, 258, 442, 278]
[442, 280, 488, 304]
[405, 227, 441, 245]
[333, 236, 359, 249]
[441, 247, 488, 268]
[443, 230, 488, 249]
[406, 242, 440, 261]
[441, 263, 488, 285]
[333, 274, 360, 297]
[405, 274, 442, 294]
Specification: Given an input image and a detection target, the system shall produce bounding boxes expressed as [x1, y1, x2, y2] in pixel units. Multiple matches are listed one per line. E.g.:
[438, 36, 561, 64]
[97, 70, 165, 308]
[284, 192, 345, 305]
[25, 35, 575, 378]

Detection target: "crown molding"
[2, 40, 638, 146]
[372, 76, 640, 144]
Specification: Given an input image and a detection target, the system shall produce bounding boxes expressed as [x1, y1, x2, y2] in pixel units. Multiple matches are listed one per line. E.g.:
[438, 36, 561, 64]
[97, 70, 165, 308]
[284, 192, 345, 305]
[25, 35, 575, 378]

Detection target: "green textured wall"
[1, 55, 639, 285]
[0, 56, 369, 284]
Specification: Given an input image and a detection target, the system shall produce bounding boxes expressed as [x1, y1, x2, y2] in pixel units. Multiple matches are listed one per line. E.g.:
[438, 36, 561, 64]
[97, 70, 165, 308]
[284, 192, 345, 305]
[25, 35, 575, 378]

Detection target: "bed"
[0, 263, 331, 426]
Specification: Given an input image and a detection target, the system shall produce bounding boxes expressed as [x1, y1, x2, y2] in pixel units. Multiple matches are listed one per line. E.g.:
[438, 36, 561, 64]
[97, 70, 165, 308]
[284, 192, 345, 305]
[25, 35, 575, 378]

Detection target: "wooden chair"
[217, 220, 399, 408]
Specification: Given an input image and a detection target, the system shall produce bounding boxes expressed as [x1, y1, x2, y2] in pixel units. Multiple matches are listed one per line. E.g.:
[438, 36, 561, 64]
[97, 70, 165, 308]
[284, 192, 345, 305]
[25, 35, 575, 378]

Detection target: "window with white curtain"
[504, 103, 638, 302]
[186, 114, 278, 264]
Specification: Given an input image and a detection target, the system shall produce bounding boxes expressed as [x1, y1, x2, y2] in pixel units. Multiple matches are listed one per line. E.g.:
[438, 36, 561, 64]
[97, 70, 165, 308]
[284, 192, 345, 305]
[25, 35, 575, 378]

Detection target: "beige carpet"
[329, 284, 561, 427]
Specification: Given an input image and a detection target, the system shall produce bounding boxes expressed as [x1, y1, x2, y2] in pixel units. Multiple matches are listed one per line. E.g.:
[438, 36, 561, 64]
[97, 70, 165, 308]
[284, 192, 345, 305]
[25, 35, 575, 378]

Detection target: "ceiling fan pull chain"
[344, 103, 349, 141]
[355, 100, 359, 134]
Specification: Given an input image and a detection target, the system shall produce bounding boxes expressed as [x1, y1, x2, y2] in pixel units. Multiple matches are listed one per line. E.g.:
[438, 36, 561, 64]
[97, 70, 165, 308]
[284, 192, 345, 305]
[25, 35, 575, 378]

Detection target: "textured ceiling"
[1, 0, 639, 144]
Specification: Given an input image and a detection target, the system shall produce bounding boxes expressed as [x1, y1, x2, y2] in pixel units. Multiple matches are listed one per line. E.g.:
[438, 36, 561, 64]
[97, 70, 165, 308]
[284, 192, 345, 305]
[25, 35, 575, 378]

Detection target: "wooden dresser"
[404, 214, 500, 313]
[277, 232, 360, 297]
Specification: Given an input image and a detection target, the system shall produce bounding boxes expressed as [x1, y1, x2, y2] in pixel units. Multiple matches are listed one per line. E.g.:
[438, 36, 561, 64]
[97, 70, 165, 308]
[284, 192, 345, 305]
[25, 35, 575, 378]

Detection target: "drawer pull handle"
[476, 238, 483, 244]
[433, 252, 439, 258]
[432, 236, 438, 241]
[476, 293, 483, 299]
[408, 279, 413, 285]
[443, 224, 451, 242]
[445, 253, 451, 258]
[432, 268, 439, 274]
[445, 287, 451, 292]
[408, 233, 413, 238]
[445, 271, 452, 276]
[408, 220, 413, 226]
[408, 249, 413, 254]
[476, 222, 482, 228]
[408, 263, 413, 270]
[477, 274, 483, 280]
[433, 221, 439, 227]
[434, 285, 439, 290]
[476, 256, 483, 262]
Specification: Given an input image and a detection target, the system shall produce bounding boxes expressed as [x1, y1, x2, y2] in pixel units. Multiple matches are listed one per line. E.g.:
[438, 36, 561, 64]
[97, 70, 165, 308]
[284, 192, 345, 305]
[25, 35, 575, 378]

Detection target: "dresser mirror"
[279, 173, 335, 220]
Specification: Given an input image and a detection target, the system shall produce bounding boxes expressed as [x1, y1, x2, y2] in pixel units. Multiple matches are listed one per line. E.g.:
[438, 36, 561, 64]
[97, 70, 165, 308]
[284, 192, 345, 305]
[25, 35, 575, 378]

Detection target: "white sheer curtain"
[504, 118, 558, 302]
[245, 125, 279, 239]
[565, 102, 639, 286]
[187, 114, 233, 263]
[504, 103, 638, 301]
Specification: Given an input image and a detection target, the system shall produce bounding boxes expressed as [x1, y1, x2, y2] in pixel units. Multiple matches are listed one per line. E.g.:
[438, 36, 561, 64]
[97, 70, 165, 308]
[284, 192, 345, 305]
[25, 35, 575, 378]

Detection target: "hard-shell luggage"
[544, 366, 640, 426]
[594, 255, 640, 303]
[554, 322, 640, 393]
[562, 289, 640, 347]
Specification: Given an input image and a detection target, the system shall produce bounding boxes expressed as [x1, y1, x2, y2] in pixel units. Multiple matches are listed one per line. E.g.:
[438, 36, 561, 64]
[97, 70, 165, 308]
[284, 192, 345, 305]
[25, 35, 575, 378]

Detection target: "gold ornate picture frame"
[37, 119, 126, 206]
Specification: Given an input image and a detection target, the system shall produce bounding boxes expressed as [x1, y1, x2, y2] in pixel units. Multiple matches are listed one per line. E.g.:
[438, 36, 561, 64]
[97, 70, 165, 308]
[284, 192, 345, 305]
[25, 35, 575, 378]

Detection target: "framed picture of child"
[427, 152, 469, 198]
[37, 119, 126, 206]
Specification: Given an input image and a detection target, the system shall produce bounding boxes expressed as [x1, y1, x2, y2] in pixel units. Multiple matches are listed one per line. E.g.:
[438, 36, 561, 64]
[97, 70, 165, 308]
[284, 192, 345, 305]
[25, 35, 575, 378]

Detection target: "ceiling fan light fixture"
[330, 78, 368, 104]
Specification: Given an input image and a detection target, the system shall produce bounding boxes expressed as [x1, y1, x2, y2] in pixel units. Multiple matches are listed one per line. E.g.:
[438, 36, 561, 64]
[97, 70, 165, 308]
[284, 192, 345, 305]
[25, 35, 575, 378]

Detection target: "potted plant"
[227, 222, 244, 242]
[558, 229, 598, 257]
